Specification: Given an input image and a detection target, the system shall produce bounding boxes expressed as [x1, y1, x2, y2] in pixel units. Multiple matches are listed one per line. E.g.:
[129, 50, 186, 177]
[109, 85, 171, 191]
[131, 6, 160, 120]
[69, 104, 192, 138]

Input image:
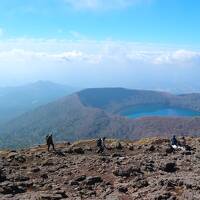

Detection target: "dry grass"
[0, 150, 10, 157]
[135, 137, 159, 145]
[174, 186, 184, 197]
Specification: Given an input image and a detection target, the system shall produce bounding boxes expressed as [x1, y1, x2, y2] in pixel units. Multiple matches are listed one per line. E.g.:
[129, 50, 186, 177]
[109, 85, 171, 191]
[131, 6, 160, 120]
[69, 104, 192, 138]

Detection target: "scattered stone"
[141, 160, 155, 172]
[165, 146, 174, 154]
[161, 162, 177, 173]
[115, 142, 123, 150]
[15, 175, 30, 182]
[112, 153, 122, 158]
[39, 193, 63, 200]
[41, 173, 48, 179]
[73, 147, 84, 154]
[100, 157, 110, 162]
[118, 185, 128, 193]
[42, 159, 54, 166]
[86, 176, 102, 185]
[182, 151, 192, 155]
[0, 137, 199, 199]
[55, 150, 65, 157]
[113, 166, 142, 177]
[70, 180, 79, 186]
[75, 175, 86, 182]
[0, 169, 6, 182]
[53, 190, 68, 198]
[15, 155, 26, 163]
[6, 152, 18, 160]
[63, 148, 73, 154]
[148, 145, 156, 152]
[31, 167, 40, 173]
[84, 146, 92, 151]
[0, 182, 26, 195]
[155, 192, 173, 200]
[128, 145, 134, 150]
[132, 178, 149, 189]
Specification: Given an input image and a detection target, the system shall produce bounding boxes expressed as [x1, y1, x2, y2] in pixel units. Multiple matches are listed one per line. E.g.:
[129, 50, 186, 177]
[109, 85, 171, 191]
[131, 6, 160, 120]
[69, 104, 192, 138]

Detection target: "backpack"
[46, 134, 53, 144]
[96, 138, 102, 147]
[46, 135, 49, 143]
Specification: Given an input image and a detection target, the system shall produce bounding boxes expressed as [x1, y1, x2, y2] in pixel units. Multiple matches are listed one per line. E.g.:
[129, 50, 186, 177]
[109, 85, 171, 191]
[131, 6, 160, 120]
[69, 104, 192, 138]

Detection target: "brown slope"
[1, 137, 200, 199]
[130, 116, 200, 138]
[78, 88, 173, 113]
[1, 88, 200, 149]
[0, 94, 114, 148]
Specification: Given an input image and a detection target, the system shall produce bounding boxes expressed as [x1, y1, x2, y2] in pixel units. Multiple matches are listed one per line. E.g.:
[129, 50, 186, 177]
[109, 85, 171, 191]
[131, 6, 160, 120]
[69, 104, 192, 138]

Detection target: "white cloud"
[0, 39, 200, 66]
[0, 49, 101, 65]
[153, 49, 200, 65]
[0, 38, 200, 88]
[64, 0, 150, 11]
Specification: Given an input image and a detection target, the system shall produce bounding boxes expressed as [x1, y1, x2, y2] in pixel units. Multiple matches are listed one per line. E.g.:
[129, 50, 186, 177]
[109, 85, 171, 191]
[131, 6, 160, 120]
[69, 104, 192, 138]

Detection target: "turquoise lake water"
[121, 105, 200, 119]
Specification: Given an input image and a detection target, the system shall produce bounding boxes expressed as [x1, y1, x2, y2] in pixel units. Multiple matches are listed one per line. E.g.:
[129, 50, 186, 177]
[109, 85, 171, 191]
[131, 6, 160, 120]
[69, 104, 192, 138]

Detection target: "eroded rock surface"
[0, 137, 200, 199]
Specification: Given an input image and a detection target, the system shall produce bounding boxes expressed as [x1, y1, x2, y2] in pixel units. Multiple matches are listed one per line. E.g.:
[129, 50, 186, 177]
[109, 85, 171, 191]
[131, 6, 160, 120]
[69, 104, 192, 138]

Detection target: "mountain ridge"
[1, 87, 200, 149]
[0, 81, 77, 124]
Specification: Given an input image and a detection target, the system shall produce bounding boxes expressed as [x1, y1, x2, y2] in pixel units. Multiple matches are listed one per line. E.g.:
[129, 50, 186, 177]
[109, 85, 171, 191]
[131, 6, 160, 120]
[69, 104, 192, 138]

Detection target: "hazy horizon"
[1, 0, 200, 93]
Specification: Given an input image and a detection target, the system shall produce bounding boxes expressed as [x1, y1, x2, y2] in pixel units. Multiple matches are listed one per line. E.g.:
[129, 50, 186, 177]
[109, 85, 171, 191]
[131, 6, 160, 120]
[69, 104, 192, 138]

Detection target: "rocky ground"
[1, 137, 200, 200]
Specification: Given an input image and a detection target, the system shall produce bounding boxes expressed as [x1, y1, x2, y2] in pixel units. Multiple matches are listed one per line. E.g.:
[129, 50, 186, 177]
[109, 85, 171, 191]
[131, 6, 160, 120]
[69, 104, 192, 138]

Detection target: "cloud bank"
[0, 39, 199, 65]
[0, 38, 200, 91]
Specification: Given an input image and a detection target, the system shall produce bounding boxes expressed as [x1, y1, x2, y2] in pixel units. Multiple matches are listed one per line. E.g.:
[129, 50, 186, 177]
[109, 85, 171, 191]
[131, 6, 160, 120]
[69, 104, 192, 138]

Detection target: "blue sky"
[0, 0, 200, 45]
[0, 0, 200, 92]
[1, 0, 200, 45]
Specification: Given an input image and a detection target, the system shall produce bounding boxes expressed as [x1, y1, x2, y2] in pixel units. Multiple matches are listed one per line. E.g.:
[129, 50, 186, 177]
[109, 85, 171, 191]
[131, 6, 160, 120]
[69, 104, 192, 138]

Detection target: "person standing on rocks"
[171, 135, 178, 148]
[46, 134, 55, 151]
[97, 137, 106, 154]
[171, 135, 185, 150]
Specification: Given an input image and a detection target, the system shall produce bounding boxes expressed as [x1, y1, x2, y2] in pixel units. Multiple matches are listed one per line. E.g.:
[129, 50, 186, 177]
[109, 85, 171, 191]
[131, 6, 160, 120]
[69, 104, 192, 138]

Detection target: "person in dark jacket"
[46, 134, 55, 151]
[171, 135, 178, 146]
[97, 137, 106, 153]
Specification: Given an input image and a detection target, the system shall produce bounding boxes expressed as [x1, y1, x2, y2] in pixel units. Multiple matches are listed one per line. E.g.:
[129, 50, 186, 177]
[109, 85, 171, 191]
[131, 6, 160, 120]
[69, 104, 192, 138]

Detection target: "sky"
[0, 0, 200, 92]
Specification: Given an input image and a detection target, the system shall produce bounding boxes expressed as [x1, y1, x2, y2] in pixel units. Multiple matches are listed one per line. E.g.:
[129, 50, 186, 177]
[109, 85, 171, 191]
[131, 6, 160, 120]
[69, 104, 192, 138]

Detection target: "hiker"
[171, 135, 185, 151]
[46, 134, 55, 151]
[171, 135, 178, 148]
[97, 137, 106, 153]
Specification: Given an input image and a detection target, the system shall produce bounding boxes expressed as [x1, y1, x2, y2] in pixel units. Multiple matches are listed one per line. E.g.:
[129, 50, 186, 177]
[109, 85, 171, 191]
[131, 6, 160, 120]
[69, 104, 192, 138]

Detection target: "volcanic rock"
[0, 137, 199, 199]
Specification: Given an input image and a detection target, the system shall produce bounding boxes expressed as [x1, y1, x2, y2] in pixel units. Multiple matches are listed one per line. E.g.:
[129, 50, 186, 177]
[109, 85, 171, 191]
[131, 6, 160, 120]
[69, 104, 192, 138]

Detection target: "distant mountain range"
[0, 81, 77, 124]
[1, 87, 200, 149]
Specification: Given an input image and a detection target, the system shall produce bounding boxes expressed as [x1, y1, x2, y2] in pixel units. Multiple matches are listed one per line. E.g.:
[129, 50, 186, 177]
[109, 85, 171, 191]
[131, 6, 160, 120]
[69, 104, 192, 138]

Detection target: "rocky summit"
[0, 137, 200, 200]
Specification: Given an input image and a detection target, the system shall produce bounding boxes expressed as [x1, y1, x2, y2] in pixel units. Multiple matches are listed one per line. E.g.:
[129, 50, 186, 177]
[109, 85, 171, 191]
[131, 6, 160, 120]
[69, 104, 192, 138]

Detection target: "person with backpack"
[171, 135, 186, 151]
[97, 137, 106, 153]
[46, 134, 55, 151]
